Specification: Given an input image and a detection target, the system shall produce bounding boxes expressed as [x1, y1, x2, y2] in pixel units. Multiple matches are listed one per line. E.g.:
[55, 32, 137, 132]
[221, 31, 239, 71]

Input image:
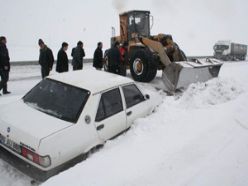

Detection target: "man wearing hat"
[38, 39, 54, 78]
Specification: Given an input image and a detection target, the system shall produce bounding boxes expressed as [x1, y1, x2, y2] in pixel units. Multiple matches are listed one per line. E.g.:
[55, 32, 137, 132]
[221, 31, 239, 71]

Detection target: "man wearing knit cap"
[38, 39, 54, 78]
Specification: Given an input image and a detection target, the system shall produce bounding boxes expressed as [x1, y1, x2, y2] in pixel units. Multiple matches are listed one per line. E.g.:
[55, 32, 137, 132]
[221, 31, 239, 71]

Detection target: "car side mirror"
[145, 94, 150, 100]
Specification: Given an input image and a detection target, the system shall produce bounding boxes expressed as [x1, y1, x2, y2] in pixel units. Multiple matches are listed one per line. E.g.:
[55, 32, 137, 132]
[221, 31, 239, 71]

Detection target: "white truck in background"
[213, 41, 247, 61]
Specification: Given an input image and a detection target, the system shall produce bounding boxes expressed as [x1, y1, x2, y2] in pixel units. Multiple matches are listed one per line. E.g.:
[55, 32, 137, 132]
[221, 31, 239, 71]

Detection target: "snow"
[50, 69, 134, 94]
[0, 62, 248, 186]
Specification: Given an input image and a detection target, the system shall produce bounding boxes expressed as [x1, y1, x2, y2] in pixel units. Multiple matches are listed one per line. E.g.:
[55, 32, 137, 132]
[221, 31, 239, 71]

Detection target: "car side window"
[95, 88, 123, 122]
[122, 84, 145, 109]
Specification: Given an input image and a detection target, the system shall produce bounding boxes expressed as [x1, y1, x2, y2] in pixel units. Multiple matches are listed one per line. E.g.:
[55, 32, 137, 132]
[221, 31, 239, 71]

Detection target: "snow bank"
[177, 77, 244, 109]
[1, 62, 248, 186]
[43, 62, 248, 186]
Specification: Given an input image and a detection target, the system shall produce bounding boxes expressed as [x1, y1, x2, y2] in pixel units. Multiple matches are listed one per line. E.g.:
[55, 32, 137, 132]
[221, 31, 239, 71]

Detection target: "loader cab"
[119, 10, 151, 43]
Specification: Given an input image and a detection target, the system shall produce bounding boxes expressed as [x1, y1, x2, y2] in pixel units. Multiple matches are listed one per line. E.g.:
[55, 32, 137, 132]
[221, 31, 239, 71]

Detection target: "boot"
[3, 84, 11, 94]
[3, 91, 11, 95]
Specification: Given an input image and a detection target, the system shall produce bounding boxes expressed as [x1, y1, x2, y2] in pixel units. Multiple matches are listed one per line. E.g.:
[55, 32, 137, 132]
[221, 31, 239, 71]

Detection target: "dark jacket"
[0, 43, 10, 71]
[56, 49, 69, 73]
[93, 47, 103, 68]
[39, 45, 54, 69]
[71, 46, 85, 67]
[107, 46, 121, 67]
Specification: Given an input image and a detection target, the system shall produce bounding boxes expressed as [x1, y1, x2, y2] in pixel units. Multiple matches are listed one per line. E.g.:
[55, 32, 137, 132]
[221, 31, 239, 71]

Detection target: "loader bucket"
[162, 59, 223, 92]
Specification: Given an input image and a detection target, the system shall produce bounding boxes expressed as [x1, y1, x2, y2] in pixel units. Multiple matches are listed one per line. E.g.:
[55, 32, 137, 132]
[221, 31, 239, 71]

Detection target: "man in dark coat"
[56, 42, 69, 73]
[93, 42, 103, 70]
[38, 39, 54, 79]
[0, 36, 11, 95]
[71, 41, 85, 71]
[107, 41, 121, 74]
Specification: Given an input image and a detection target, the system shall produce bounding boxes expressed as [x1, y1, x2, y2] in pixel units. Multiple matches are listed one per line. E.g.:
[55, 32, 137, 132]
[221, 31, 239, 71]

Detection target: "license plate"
[0, 134, 21, 154]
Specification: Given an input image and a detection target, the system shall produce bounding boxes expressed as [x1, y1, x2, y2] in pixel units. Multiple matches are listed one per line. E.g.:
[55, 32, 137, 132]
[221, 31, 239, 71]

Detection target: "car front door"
[122, 84, 148, 128]
[95, 88, 127, 141]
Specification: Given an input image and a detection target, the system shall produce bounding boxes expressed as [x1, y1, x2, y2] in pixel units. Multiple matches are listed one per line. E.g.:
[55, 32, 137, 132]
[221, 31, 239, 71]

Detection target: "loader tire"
[180, 49, 187, 61]
[130, 49, 157, 82]
[145, 62, 157, 82]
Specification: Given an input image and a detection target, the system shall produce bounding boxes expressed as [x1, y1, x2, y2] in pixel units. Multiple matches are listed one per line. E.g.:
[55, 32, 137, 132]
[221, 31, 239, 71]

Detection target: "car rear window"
[23, 79, 90, 123]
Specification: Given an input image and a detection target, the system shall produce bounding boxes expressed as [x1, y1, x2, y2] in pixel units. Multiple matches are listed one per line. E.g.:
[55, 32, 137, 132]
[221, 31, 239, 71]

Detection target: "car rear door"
[95, 88, 127, 141]
[122, 84, 148, 128]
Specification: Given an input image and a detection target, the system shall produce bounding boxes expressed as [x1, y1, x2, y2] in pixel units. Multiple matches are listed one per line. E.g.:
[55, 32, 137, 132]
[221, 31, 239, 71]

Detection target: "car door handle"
[127, 111, 132, 116]
[97, 124, 104, 131]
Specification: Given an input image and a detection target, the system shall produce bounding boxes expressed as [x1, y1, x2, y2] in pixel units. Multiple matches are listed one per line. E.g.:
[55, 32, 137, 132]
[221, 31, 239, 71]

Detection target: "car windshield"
[23, 79, 90, 123]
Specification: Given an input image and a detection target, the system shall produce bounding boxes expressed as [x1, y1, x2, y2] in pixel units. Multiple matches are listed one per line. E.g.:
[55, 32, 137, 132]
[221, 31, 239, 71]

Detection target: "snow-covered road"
[0, 62, 248, 186]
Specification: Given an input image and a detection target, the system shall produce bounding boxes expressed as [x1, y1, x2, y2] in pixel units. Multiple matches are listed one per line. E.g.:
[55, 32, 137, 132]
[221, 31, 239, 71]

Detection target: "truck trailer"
[214, 41, 247, 61]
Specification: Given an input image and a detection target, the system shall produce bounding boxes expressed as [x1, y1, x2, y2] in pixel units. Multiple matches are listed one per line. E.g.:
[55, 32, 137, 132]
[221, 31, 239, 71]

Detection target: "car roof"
[48, 69, 134, 94]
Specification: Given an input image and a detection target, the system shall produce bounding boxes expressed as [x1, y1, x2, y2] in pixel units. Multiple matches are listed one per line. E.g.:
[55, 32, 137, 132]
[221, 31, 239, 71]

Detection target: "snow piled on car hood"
[43, 62, 248, 186]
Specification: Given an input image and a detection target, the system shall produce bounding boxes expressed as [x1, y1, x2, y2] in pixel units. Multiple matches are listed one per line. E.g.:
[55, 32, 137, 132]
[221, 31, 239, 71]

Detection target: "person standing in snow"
[107, 41, 121, 74]
[38, 39, 54, 79]
[71, 41, 85, 71]
[93, 42, 103, 70]
[56, 42, 69, 73]
[0, 36, 11, 95]
[119, 41, 128, 76]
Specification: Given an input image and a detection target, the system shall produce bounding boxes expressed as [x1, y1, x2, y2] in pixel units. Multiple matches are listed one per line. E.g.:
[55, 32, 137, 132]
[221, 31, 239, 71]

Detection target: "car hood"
[0, 100, 73, 150]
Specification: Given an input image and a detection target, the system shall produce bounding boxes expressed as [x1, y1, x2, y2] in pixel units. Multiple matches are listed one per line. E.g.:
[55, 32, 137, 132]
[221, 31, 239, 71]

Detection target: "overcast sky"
[0, 0, 247, 61]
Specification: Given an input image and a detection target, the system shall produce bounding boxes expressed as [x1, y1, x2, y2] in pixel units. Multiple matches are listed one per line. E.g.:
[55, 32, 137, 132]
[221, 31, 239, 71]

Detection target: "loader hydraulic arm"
[139, 37, 172, 66]
[138, 36, 183, 91]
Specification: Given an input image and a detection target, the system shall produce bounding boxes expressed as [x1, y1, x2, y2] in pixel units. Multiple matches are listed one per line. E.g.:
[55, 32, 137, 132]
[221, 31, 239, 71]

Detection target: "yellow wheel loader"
[106, 10, 222, 92]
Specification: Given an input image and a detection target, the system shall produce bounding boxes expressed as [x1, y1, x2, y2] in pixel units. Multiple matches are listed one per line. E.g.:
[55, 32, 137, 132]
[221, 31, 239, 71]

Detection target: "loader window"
[128, 12, 150, 38]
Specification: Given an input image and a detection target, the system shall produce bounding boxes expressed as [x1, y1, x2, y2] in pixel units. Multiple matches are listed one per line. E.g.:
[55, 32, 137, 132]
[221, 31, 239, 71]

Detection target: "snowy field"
[0, 61, 248, 186]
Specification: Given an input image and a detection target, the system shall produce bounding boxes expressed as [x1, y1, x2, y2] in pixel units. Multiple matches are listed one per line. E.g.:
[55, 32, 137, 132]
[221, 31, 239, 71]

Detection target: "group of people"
[38, 39, 129, 79]
[0, 36, 129, 96]
[38, 39, 86, 78]
[107, 41, 128, 76]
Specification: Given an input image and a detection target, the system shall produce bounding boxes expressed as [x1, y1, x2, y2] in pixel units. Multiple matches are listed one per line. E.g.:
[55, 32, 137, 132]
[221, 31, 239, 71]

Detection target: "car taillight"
[21, 146, 51, 168]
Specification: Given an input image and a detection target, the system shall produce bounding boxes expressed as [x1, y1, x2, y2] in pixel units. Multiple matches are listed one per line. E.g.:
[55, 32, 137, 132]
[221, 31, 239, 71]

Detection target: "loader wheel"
[180, 50, 187, 61]
[145, 61, 157, 82]
[130, 49, 157, 82]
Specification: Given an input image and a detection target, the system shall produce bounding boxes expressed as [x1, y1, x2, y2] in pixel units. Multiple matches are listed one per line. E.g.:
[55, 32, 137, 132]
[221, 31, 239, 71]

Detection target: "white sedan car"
[0, 69, 161, 180]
